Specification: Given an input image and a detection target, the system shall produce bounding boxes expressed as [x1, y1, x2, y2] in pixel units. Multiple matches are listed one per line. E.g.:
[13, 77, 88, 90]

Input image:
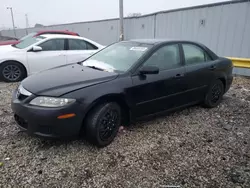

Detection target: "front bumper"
[11, 90, 83, 139]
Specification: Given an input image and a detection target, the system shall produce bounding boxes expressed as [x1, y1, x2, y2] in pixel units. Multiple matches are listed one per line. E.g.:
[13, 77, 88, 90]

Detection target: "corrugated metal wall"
[124, 16, 155, 40]
[1, 0, 250, 58]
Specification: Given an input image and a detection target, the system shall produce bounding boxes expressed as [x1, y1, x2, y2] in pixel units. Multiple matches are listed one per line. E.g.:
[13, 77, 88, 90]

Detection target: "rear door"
[27, 38, 67, 74]
[130, 43, 187, 117]
[181, 43, 217, 103]
[66, 39, 99, 64]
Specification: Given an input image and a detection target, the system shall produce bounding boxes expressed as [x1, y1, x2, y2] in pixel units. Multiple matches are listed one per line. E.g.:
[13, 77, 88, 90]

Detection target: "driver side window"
[143, 44, 181, 71]
[38, 39, 65, 51]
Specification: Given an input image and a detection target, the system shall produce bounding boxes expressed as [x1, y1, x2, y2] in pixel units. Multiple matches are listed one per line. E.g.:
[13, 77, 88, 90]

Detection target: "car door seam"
[136, 85, 207, 106]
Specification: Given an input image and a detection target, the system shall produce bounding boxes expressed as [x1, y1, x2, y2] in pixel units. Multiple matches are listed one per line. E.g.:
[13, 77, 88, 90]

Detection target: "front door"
[130, 43, 186, 118]
[27, 39, 67, 75]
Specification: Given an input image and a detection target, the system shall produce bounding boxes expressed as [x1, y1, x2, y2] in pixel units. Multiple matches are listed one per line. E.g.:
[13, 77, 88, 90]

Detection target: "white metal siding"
[1, 1, 250, 58]
[124, 16, 155, 40]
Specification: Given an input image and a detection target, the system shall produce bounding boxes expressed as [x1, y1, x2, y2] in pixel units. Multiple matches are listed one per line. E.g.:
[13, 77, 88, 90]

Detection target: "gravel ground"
[0, 77, 250, 188]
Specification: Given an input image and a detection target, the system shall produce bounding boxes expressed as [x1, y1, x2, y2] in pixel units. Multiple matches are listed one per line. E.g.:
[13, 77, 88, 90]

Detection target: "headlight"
[29, 97, 76, 107]
[17, 84, 32, 96]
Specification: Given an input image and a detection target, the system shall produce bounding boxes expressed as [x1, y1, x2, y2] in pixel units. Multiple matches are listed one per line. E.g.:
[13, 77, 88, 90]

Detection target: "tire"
[0, 61, 26, 82]
[203, 79, 224, 108]
[84, 102, 121, 147]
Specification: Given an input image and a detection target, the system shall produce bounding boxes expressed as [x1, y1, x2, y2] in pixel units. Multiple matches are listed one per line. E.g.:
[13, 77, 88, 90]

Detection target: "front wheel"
[203, 79, 224, 108]
[84, 102, 121, 147]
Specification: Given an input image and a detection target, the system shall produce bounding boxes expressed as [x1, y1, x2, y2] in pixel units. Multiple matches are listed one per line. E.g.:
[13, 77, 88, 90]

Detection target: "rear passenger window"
[183, 44, 211, 65]
[69, 39, 87, 50]
[68, 39, 98, 50]
[86, 42, 98, 50]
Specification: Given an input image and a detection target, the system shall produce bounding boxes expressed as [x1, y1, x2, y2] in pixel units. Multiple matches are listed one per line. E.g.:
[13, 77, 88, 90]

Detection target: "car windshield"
[19, 32, 37, 41]
[13, 36, 45, 49]
[81, 42, 152, 72]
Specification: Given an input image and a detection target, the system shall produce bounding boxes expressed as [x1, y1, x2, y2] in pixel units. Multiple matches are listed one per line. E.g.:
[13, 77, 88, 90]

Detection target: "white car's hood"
[0, 45, 25, 63]
[0, 45, 22, 53]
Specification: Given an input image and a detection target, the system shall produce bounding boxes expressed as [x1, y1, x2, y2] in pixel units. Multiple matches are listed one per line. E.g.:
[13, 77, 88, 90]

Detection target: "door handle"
[174, 73, 184, 78]
[209, 65, 216, 70]
[58, 54, 65, 56]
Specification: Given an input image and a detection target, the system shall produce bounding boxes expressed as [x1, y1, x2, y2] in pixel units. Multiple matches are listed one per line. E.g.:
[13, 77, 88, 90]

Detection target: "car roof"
[129, 38, 200, 45]
[129, 39, 172, 44]
[36, 30, 79, 36]
[40, 34, 86, 40]
[39, 34, 104, 47]
[128, 38, 218, 59]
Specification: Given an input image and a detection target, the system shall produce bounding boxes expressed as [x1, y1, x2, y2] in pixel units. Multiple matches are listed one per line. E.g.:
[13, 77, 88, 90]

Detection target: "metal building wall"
[45, 20, 120, 45]
[0, 20, 120, 46]
[1, 0, 250, 57]
[124, 15, 155, 40]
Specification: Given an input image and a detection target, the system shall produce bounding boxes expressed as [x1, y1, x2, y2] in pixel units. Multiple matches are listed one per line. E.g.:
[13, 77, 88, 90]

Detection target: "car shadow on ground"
[14, 102, 209, 150]
[15, 130, 94, 149]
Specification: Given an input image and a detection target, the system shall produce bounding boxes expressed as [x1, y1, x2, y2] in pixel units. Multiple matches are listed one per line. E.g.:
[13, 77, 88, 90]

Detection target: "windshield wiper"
[11, 44, 21, 49]
[85, 65, 105, 71]
[76, 60, 85, 65]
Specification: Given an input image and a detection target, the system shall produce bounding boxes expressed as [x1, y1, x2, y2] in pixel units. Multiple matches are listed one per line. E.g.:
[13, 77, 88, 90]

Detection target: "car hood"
[0, 44, 22, 54]
[22, 63, 118, 97]
[0, 40, 19, 46]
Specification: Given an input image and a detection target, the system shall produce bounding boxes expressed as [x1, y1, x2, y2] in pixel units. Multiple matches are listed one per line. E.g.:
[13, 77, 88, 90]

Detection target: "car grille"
[14, 114, 28, 129]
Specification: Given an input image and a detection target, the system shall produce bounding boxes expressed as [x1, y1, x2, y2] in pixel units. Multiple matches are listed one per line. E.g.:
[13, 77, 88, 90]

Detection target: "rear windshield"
[13, 36, 45, 49]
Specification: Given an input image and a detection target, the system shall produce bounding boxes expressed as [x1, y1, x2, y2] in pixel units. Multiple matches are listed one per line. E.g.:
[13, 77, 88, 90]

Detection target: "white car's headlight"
[29, 97, 76, 107]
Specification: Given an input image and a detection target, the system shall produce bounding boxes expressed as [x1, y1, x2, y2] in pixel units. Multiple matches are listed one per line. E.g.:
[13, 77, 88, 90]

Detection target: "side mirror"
[32, 46, 42, 52]
[139, 66, 159, 75]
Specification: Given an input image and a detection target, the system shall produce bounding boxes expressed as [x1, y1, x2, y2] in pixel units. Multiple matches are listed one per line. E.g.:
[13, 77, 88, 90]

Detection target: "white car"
[0, 34, 104, 82]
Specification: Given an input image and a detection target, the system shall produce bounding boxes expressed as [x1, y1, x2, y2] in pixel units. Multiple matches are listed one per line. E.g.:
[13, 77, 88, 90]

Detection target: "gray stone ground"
[0, 77, 250, 188]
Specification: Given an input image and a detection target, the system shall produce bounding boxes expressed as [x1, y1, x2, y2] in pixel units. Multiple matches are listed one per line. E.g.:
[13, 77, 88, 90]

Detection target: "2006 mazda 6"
[11, 39, 233, 147]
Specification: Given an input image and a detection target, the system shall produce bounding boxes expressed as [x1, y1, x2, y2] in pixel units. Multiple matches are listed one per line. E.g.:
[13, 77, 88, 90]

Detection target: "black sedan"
[11, 39, 233, 147]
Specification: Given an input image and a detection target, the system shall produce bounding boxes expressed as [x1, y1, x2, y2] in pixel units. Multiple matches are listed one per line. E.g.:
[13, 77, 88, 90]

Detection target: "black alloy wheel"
[203, 79, 224, 108]
[211, 83, 223, 104]
[84, 102, 121, 147]
[99, 109, 119, 141]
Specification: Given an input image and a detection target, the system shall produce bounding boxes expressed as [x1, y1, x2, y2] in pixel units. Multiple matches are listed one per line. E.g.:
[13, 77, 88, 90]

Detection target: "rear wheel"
[203, 79, 224, 108]
[0, 61, 26, 82]
[84, 102, 121, 147]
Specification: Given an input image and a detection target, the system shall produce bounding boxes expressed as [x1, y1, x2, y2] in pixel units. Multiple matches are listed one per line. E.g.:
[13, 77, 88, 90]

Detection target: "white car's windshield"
[82, 42, 152, 72]
[19, 32, 37, 41]
[13, 36, 45, 49]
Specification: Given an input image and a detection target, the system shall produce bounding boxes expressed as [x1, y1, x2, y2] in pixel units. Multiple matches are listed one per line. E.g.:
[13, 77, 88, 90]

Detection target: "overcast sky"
[0, 0, 228, 29]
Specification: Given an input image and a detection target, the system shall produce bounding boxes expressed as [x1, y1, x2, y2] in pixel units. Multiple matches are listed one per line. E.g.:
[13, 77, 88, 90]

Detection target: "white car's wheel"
[0, 61, 26, 82]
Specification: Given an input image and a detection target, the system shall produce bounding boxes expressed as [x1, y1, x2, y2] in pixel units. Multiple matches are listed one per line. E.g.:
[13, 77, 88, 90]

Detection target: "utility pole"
[7, 7, 16, 37]
[119, 0, 124, 41]
[25, 14, 29, 28]
[25, 14, 29, 34]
